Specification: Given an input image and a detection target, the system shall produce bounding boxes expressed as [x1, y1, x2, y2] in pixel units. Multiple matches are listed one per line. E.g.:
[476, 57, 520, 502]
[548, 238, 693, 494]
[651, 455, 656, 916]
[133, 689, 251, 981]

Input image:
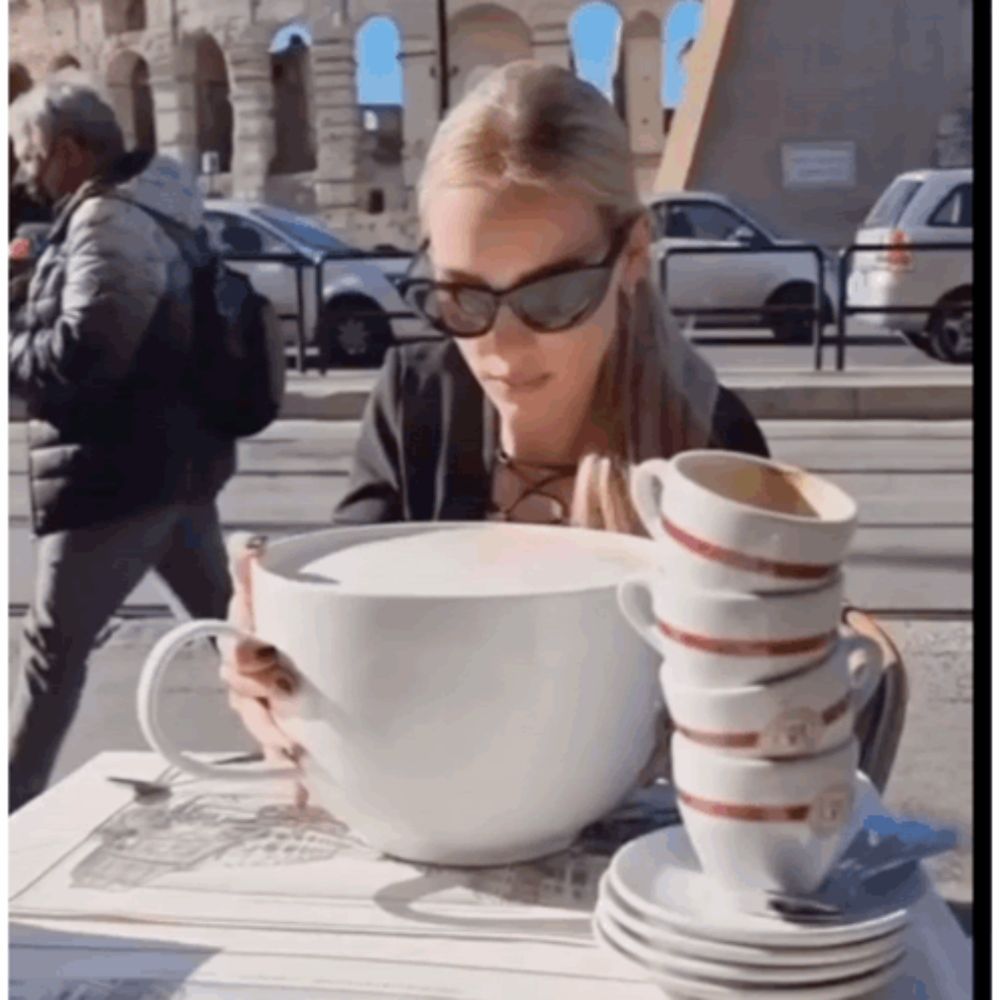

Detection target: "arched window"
[663, 0, 703, 110]
[449, 5, 532, 101]
[270, 23, 316, 174]
[131, 59, 156, 151]
[569, 2, 623, 106]
[193, 34, 232, 173]
[50, 54, 82, 73]
[355, 16, 403, 106]
[10, 64, 33, 104]
[102, 0, 146, 35]
[125, 0, 146, 31]
[106, 50, 156, 152]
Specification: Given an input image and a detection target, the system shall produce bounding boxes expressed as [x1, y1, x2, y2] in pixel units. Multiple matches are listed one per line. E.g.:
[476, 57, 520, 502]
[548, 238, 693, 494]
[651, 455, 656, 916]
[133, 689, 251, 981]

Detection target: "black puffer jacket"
[9, 151, 236, 536]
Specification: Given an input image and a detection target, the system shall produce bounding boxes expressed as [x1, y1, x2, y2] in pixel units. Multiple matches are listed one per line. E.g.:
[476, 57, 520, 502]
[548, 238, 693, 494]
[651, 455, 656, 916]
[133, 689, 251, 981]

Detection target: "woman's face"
[425, 183, 650, 437]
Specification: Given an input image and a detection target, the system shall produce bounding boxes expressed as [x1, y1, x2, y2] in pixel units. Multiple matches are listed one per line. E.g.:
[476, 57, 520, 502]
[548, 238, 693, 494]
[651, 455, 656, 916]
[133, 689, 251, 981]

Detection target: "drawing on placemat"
[9, 980, 426, 1000]
[9, 980, 184, 1000]
[70, 793, 372, 891]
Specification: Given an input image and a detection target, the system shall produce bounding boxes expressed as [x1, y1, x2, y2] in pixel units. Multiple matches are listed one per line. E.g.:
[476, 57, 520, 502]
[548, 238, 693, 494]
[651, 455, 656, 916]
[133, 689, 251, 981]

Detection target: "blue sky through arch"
[345, 3, 703, 108]
[569, 2, 622, 99]
[270, 21, 312, 54]
[356, 16, 403, 104]
[663, 0, 702, 106]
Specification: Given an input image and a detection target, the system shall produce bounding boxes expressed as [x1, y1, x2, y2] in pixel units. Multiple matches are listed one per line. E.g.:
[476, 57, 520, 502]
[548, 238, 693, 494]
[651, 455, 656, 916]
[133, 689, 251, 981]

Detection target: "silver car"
[203, 200, 430, 367]
[646, 191, 839, 343]
[847, 169, 972, 364]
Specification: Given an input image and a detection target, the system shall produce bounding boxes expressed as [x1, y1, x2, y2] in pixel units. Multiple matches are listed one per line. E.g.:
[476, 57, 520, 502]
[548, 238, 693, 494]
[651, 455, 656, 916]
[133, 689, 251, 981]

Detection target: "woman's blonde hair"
[417, 60, 718, 534]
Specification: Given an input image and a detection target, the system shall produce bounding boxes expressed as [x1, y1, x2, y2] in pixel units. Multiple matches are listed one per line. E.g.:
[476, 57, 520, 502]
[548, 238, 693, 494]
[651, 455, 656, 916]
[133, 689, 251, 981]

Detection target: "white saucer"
[596, 900, 906, 986]
[599, 872, 908, 969]
[607, 822, 925, 949]
[593, 912, 906, 1000]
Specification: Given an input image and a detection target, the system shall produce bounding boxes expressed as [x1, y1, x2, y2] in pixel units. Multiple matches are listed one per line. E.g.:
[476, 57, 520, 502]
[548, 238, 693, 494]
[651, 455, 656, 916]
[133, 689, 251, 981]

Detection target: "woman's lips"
[485, 373, 553, 394]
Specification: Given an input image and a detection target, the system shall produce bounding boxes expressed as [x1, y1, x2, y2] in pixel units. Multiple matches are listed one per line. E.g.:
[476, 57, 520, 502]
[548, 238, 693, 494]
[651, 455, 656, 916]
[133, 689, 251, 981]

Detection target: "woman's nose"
[488, 302, 536, 350]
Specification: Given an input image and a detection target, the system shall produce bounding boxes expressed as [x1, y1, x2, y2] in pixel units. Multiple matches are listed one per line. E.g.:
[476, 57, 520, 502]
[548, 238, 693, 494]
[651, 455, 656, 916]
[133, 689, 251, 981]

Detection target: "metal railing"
[659, 243, 829, 370]
[219, 240, 972, 374]
[834, 242, 973, 370]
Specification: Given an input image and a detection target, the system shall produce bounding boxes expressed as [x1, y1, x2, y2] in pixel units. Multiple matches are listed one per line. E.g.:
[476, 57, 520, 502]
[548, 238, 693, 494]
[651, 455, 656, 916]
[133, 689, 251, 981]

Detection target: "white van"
[847, 169, 972, 363]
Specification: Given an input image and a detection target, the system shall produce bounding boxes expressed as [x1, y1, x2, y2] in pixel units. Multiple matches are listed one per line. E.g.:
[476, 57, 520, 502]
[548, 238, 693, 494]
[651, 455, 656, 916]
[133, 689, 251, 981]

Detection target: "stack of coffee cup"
[619, 450, 883, 895]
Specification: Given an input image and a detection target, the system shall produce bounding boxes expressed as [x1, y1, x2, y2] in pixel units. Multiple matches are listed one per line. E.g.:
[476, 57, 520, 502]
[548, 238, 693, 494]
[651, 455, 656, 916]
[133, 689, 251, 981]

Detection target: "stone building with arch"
[10, 0, 973, 249]
[10, 0, 687, 247]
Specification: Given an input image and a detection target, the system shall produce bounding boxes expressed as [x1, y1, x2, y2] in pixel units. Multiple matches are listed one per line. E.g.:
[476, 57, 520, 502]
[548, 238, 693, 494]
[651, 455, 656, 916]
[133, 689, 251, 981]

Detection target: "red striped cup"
[671, 732, 859, 894]
[617, 573, 844, 686]
[630, 453, 857, 594]
[662, 634, 882, 758]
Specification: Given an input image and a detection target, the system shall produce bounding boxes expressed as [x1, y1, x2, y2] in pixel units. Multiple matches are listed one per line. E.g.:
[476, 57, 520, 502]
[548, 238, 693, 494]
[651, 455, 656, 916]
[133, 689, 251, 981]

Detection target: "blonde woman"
[221, 61, 768, 779]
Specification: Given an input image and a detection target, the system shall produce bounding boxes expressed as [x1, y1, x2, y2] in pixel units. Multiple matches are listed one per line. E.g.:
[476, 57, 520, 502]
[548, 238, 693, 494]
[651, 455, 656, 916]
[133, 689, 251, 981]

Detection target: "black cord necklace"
[489, 447, 578, 524]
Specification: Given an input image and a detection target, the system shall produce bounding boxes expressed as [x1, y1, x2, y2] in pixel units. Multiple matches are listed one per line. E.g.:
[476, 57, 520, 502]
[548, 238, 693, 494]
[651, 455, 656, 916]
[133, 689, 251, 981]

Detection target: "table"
[10, 752, 972, 999]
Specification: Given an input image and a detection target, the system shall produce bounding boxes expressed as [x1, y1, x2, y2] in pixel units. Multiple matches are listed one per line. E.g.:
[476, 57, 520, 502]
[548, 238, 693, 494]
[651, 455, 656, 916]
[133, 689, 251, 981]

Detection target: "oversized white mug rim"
[251, 521, 659, 601]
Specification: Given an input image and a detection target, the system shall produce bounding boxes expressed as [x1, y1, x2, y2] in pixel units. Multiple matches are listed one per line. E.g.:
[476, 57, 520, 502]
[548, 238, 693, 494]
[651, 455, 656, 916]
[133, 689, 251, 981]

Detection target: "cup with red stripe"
[662, 635, 882, 759]
[671, 732, 860, 894]
[617, 572, 844, 687]
[630, 452, 857, 594]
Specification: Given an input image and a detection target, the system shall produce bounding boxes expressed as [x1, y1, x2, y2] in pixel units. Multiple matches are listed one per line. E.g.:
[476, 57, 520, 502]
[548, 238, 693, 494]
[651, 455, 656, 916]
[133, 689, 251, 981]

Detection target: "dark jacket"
[333, 341, 769, 525]
[9, 151, 236, 536]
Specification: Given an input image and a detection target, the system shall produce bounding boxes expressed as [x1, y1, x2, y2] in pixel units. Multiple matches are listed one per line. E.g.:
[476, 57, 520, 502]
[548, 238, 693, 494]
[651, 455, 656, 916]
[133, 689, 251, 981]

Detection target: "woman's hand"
[220, 532, 308, 807]
[570, 454, 646, 535]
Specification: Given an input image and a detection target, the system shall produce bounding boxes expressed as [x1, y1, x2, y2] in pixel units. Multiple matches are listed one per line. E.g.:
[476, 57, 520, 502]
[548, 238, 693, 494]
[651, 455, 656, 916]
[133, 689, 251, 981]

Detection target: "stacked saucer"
[594, 824, 925, 1000]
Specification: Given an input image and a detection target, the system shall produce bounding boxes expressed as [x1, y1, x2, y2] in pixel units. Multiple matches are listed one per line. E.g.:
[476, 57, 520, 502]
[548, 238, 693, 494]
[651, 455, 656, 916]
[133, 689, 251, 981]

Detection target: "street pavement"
[622, 331, 944, 371]
[282, 326, 952, 372]
[6, 419, 973, 928]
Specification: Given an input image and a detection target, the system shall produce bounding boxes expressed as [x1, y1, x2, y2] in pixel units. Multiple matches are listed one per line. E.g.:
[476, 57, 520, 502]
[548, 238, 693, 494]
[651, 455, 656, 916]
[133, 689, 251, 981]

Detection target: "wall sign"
[781, 141, 857, 189]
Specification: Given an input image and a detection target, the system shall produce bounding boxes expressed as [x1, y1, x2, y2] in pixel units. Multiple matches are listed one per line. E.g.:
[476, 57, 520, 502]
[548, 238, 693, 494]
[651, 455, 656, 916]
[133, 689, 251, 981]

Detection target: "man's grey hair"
[10, 74, 125, 167]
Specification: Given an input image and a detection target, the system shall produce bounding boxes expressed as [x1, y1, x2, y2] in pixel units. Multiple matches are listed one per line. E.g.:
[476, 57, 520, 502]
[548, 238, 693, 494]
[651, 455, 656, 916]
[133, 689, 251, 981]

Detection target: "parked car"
[204, 200, 428, 367]
[645, 191, 838, 343]
[846, 168, 972, 364]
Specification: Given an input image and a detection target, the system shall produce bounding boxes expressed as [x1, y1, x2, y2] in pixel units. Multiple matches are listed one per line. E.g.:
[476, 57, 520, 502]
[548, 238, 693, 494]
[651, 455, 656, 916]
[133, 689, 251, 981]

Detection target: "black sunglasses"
[398, 222, 635, 339]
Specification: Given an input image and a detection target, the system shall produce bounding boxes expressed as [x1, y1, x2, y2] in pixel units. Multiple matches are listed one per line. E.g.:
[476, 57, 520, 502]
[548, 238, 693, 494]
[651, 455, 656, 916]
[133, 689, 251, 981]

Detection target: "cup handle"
[137, 619, 299, 783]
[842, 633, 884, 712]
[629, 460, 671, 542]
[617, 577, 664, 656]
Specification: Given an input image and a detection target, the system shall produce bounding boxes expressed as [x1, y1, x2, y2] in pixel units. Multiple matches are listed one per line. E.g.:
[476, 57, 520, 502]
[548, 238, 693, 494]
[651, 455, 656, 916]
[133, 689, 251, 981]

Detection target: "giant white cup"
[136, 522, 663, 867]
[618, 573, 845, 686]
[662, 637, 883, 758]
[672, 732, 859, 894]
[631, 452, 858, 593]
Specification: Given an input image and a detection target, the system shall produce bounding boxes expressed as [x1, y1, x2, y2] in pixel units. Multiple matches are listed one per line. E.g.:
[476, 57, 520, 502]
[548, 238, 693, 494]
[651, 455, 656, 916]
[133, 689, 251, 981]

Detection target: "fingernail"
[254, 645, 277, 661]
[274, 676, 296, 696]
[281, 745, 302, 762]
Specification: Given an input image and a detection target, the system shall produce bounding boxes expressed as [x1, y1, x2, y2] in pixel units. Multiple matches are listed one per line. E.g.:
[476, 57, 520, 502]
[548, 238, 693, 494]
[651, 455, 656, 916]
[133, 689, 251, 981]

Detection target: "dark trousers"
[9, 501, 232, 813]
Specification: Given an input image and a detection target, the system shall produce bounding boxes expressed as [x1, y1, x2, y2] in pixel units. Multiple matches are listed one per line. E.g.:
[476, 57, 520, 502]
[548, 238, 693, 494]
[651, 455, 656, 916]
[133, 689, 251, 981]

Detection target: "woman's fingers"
[293, 781, 310, 809]
[226, 532, 268, 634]
[227, 691, 298, 757]
[258, 733, 310, 809]
[221, 660, 298, 701]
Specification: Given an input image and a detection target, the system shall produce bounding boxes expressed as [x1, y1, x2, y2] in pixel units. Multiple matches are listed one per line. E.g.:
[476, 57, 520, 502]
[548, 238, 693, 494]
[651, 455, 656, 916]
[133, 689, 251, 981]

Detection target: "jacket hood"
[115, 153, 204, 230]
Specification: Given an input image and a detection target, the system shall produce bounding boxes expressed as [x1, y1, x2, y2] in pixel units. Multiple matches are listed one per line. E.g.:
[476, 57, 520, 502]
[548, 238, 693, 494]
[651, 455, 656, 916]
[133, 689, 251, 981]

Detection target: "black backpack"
[121, 199, 286, 438]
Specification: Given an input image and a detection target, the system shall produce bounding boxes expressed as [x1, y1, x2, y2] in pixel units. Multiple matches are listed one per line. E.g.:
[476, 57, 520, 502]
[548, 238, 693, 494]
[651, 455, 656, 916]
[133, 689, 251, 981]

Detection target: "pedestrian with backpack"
[7, 78, 274, 812]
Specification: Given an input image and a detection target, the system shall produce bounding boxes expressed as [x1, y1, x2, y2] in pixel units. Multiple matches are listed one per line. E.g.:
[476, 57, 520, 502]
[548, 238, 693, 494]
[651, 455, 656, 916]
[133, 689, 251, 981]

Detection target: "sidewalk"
[274, 367, 973, 422]
[8, 367, 972, 423]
